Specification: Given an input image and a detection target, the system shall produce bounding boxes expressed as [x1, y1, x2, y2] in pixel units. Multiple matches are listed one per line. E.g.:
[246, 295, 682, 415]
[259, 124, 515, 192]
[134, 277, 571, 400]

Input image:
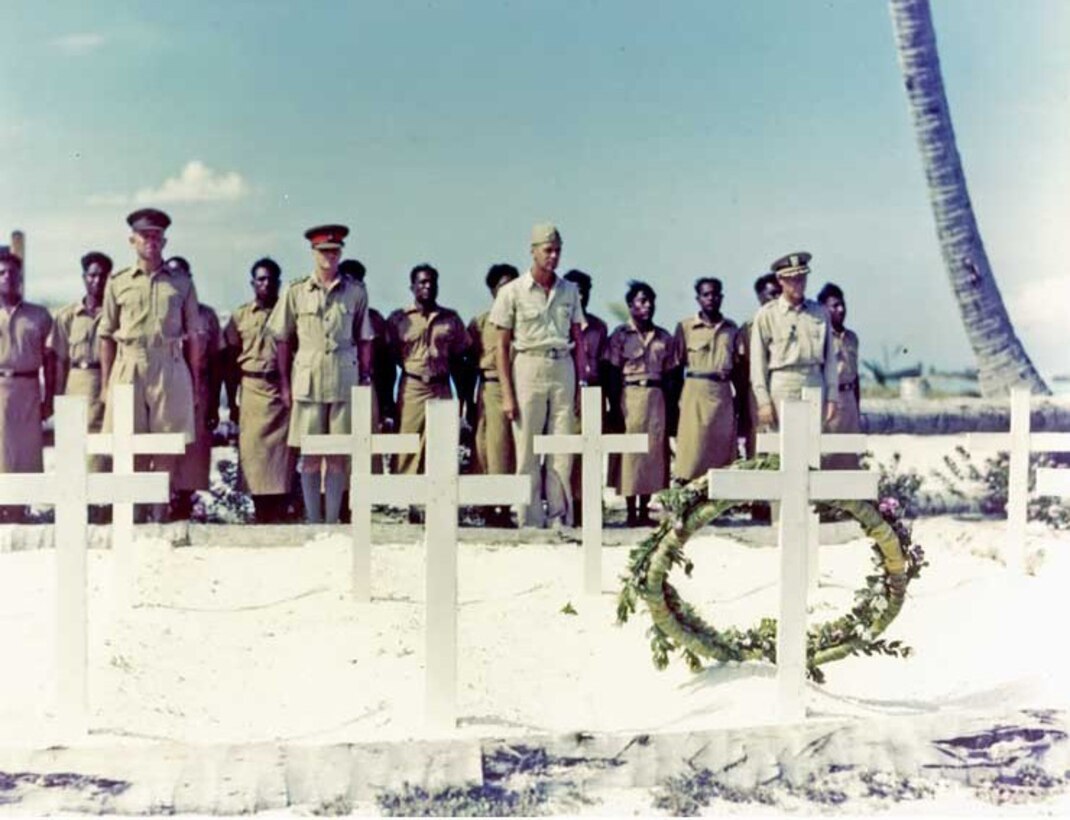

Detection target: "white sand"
[1, 513, 1067, 747]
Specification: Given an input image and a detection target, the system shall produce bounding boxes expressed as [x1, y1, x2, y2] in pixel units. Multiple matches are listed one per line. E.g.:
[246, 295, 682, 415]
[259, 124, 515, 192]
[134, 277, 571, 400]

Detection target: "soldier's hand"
[825, 401, 838, 426]
[503, 394, 519, 423]
[757, 403, 775, 430]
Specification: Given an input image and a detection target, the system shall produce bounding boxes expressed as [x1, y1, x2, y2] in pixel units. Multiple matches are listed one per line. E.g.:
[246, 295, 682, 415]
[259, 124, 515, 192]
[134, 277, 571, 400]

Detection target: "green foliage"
[934, 446, 1070, 529]
[377, 782, 554, 817]
[199, 458, 254, 524]
[863, 451, 926, 519]
[560, 602, 578, 616]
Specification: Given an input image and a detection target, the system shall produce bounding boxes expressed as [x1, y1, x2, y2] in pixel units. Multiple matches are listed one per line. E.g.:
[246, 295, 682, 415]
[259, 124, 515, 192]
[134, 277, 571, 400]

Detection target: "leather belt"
[517, 348, 570, 360]
[839, 379, 858, 392]
[242, 370, 280, 382]
[686, 371, 729, 382]
[71, 361, 101, 370]
[0, 369, 38, 379]
[624, 379, 663, 389]
[403, 371, 449, 385]
[481, 373, 500, 383]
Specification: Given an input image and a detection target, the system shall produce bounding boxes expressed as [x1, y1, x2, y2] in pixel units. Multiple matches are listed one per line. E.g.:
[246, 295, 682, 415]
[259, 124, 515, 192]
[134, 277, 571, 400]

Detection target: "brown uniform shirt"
[468, 311, 499, 377]
[605, 322, 679, 380]
[673, 314, 739, 377]
[98, 265, 201, 344]
[0, 301, 52, 372]
[0, 300, 52, 473]
[49, 301, 103, 371]
[833, 328, 860, 387]
[749, 296, 837, 408]
[224, 301, 278, 376]
[579, 312, 608, 384]
[386, 305, 469, 380]
[268, 274, 374, 403]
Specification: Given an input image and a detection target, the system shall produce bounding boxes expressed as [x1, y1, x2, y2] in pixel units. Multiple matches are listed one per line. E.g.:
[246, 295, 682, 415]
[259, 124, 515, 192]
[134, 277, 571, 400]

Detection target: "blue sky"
[1, 0, 1067, 378]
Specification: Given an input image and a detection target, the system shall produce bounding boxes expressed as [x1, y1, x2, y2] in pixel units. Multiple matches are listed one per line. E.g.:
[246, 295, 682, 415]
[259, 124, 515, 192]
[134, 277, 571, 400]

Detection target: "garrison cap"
[530, 222, 562, 246]
[80, 251, 113, 273]
[770, 251, 812, 278]
[126, 208, 172, 233]
[304, 224, 349, 250]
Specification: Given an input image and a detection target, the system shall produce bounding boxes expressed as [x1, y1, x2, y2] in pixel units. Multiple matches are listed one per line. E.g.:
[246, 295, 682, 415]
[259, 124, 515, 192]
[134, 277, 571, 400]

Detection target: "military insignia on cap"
[126, 208, 172, 232]
[770, 251, 812, 277]
[304, 224, 349, 250]
[530, 222, 562, 246]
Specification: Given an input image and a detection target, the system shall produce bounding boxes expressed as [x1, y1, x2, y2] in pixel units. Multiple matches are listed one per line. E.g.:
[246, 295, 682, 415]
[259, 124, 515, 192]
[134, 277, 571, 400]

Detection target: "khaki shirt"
[0, 301, 52, 370]
[98, 265, 201, 344]
[488, 270, 585, 352]
[468, 310, 499, 375]
[833, 328, 860, 386]
[605, 322, 679, 380]
[224, 301, 278, 375]
[49, 300, 102, 367]
[673, 314, 739, 377]
[268, 274, 374, 403]
[750, 296, 838, 408]
[580, 312, 609, 384]
[386, 304, 469, 380]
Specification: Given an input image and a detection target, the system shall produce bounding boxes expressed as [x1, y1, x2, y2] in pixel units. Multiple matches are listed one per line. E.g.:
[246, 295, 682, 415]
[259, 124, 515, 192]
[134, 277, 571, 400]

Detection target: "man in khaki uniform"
[49, 251, 113, 478]
[99, 208, 202, 524]
[270, 224, 373, 524]
[563, 269, 609, 526]
[386, 264, 471, 522]
[223, 257, 294, 522]
[491, 223, 587, 528]
[750, 252, 838, 433]
[166, 256, 223, 520]
[604, 281, 680, 526]
[0, 250, 54, 523]
[818, 282, 861, 468]
[737, 272, 782, 460]
[467, 263, 519, 526]
[672, 277, 743, 482]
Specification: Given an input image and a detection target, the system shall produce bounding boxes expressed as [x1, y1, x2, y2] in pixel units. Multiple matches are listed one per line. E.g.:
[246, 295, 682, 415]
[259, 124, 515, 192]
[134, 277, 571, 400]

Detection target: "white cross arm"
[810, 470, 879, 501]
[967, 431, 1070, 454]
[755, 432, 868, 455]
[457, 475, 530, 506]
[707, 470, 784, 502]
[1036, 468, 1070, 497]
[86, 432, 187, 456]
[367, 474, 427, 504]
[87, 473, 171, 505]
[1031, 433, 1070, 454]
[534, 432, 648, 455]
[0, 474, 58, 505]
[301, 433, 421, 456]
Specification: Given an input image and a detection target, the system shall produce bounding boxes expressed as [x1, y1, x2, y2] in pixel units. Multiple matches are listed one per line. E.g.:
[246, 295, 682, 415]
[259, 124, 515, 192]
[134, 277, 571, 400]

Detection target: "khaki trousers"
[511, 353, 576, 527]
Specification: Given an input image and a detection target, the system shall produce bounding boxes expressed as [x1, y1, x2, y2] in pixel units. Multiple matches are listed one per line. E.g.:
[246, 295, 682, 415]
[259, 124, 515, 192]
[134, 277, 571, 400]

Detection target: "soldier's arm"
[221, 318, 240, 425]
[821, 317, 839, 425]
[40, 315, 56, 419]
[750, 317, 775, 427]
[98, 280, 119, 399]
[184, 285, 205, 400]
[570, 322, 587, 387]
[49, 317, 69, 396]
[496, 328, 517, 422]
[276, 339, 293, 409]
[730, 328, 749, 425]
[100, 338, 116, 398]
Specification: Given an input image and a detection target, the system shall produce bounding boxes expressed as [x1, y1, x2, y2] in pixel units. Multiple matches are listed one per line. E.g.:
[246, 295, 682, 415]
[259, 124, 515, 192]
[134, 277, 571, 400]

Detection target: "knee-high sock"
[301, 472, 323, 523]
[324, 471, 346, 524]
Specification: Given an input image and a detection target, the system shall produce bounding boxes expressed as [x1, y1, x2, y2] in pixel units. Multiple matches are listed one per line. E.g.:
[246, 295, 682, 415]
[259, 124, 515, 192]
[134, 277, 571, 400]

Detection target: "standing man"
[490, 223, 587, 529]
[467, 263, 519, 526]
[737, 272, 782, 461]
[269, 224, 373, 525]
[0, 249, 54, 523]
[386, 264, 471, 522]
[817, 282, 861, 468]
[672, 277, 742, 482]
[223, 257, 295, 522]
[750, 252, 838, 434]
[99, 209, 201, 524]
[562, 268, 609, 527]
[50, 252, 112, 479]
[166, 256, 223, 521]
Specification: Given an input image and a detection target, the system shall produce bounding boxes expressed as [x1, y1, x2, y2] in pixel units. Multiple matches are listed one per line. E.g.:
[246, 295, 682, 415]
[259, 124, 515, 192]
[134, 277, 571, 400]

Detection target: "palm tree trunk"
[888, 0, 1049, 397]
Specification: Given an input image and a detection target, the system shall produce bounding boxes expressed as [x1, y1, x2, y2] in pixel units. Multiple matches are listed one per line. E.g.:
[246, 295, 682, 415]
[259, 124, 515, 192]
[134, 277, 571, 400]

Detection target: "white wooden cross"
[85, 384, 186, 606]
[755, 387, 867, 592]
[967, 388, 1070, 571]
[534, 387, 647, 595]
[1036, 467, 1070, 498]
[707, 398, 878, 723]
[301, 386, 421, 602]
[0, 396, 171, 737]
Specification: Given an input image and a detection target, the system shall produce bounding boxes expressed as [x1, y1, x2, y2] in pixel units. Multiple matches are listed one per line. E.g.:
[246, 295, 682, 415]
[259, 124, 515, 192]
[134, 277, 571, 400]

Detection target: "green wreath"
[616, 455, 928, 683]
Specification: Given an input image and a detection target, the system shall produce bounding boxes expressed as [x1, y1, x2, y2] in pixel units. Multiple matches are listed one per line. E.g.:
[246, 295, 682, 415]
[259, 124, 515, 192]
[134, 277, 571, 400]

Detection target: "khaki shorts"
[288, 398, 351, 447]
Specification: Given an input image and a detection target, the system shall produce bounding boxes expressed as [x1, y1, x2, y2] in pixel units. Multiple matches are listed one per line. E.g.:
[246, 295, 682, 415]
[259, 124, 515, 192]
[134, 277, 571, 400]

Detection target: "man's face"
[252, 266, 280, 303]
[629, 291, 655, 324]
[493, 272, 518, 298]
[758, 279, 782, 305]
[778, 273, 807, 305]
[696, 282, 722, 315]
[531, 241, 562, 275]
[411, 270, 438, 306]
[130, 229, 166, 269]
[0, 260, 22, 300]
[313, 247, 342, 277]
[824, 295, 846, 329]
[83, 262, 110, 301]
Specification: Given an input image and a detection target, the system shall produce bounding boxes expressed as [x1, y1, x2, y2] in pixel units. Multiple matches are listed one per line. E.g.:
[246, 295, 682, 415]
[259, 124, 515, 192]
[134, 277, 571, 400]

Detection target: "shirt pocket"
[153, 280, 185, 336]
[293, 360, 313, 399]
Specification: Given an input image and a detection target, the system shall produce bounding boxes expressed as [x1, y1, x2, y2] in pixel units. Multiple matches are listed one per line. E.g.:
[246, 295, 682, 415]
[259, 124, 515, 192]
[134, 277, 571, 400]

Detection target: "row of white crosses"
[0, 385, 180, 736]
[967, 388, 1070, 571]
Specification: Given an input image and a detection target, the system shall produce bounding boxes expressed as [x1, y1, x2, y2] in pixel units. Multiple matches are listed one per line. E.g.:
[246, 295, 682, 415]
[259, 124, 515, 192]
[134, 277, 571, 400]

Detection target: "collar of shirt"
[625, 320, 658, 344]
[775, 295, 811, 315]
[403, 303, 442, 319]
[305, 274, 345, 294]
[690, 313, 728, 331]
[74, 299, 102, 317]
[521, 269, 562, 301]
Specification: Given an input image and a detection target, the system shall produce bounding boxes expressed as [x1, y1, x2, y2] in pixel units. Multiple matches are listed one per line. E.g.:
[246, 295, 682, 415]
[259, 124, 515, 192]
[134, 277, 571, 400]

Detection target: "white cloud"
[51, 33, 106, 55]
[87, 161, 250, 207]
[1008, 275, 1070, 379]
